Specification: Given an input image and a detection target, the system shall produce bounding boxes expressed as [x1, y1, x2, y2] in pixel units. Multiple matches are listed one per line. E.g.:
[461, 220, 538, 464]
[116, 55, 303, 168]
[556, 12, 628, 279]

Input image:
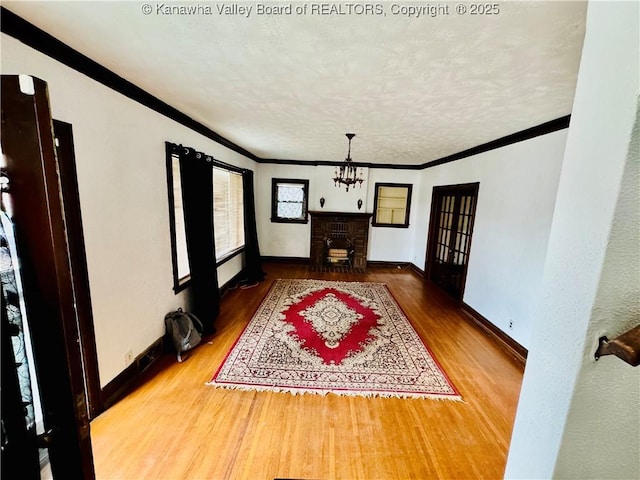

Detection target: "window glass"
[169, 153, 190, 288]
[276, 183, 305, 218]
[213, 167, 245, 261]
[271, 178, 309, 223]
[166, 144, 246, 292]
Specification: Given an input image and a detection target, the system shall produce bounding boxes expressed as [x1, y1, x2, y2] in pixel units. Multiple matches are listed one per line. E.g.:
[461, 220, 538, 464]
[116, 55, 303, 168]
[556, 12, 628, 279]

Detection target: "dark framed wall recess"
[372, 183, 413, 228]
[425, 182, 480, 301]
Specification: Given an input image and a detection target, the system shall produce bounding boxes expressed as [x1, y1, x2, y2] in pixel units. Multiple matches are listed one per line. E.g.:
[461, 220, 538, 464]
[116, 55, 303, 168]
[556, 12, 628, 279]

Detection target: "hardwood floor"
[90, 263, 524, 479]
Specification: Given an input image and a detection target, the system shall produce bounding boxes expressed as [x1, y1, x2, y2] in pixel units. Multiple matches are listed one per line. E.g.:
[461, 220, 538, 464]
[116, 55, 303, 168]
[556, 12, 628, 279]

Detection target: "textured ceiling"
[4, 1, 587, 165]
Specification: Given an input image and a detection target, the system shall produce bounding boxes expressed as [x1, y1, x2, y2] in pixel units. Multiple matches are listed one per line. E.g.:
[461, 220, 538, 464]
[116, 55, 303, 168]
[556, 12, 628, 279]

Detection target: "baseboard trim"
[367, 261, 425, 277]
[409, 262, 425, 278]
[261, 256, 309, 264]
[461, 303, 528, 368]
[367, 260, 410, 268]
[220, 268, 250, 296]
[101, 337, 164, 410]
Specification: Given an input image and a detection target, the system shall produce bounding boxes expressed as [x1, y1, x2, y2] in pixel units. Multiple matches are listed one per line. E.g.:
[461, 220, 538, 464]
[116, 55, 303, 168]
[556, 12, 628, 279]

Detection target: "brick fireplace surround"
[309, 211, 372, 272]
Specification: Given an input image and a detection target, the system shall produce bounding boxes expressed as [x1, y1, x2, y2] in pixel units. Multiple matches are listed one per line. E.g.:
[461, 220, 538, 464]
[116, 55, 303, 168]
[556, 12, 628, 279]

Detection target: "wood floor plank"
[90, 263, 523, 479]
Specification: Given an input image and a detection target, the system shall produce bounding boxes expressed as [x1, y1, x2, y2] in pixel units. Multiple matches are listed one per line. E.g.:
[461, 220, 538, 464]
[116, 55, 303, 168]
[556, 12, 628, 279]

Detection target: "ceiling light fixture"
[333, 133, 364, 192]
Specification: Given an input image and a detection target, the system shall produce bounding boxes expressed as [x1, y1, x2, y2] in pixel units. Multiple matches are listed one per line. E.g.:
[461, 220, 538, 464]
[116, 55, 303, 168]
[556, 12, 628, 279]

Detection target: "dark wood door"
[1, 75, 95, 478]
[426, 183, 479, 300]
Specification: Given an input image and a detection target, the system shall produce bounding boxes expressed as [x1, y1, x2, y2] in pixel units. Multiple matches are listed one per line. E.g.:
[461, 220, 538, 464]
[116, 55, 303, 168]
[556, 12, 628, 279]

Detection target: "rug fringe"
[205, 381, 463, 402]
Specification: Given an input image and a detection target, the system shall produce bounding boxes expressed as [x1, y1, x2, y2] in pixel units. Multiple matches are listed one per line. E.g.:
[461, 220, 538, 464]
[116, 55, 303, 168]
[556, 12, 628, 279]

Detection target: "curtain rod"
[166, 142, 247, 174]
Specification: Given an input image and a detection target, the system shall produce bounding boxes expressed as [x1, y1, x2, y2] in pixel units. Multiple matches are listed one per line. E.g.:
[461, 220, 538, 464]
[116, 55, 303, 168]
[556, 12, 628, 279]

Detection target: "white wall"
[256, 164, 421, 263]
[412, 131, 567, 348]
[555, 104, 639, 478]
[257, 163, 372, 258]
[366, 169, 421, 263]
[1, 35, 255, 387]
[505, 1, 639, 478]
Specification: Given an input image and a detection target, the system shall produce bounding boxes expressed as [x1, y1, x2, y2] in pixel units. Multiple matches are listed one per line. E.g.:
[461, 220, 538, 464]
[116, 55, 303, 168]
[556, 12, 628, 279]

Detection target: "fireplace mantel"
[309, 211, 372, 272]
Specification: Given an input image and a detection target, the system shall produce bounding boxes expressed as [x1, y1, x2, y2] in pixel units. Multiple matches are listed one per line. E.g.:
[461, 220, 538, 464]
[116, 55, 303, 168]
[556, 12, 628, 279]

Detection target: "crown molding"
[2, 7, 570, 171]
[0, 7, 259, 162]
[256, 115, 570, 169]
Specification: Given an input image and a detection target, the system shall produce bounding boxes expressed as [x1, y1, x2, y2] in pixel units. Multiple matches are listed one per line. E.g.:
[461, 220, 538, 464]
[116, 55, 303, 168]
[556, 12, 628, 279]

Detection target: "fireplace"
[309, 211, 372, 272]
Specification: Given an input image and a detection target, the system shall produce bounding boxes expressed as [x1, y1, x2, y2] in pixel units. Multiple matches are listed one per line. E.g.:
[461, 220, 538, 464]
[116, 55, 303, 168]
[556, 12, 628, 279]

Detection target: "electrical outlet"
[125, 350, 134, 366]
[509, 320, 514, 329]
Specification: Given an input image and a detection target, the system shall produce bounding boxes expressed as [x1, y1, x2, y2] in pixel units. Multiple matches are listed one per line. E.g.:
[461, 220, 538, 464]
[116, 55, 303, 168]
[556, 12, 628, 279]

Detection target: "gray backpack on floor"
[164, 308, 203, 362]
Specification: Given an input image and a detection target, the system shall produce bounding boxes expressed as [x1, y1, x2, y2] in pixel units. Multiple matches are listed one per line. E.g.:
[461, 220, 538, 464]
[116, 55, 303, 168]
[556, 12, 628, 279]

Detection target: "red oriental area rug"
[208, 279, 460, 400]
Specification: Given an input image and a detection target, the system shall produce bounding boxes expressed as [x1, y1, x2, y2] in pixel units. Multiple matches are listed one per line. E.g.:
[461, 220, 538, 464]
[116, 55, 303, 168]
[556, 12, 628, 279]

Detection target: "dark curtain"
[178, 146, 219, 334]
[242, 169, 265, 284]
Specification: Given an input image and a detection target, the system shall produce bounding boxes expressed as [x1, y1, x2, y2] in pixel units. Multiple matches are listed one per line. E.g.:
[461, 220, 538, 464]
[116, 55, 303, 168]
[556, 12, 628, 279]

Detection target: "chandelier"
[333, 133, 364, 192]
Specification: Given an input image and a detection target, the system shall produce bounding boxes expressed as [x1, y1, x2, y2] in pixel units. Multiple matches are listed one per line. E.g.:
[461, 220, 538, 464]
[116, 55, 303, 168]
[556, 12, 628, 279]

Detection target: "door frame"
[425, 182, 480, 301]
[53, 120, 102, 419]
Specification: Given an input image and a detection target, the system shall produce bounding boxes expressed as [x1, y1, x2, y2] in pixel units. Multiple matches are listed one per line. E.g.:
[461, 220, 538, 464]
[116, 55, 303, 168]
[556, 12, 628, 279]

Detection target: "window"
[213, 167, 245, 263]
[271, 178, 309, 223]
[372, 183, 413, 228]
[166, 151, 190, 292]
[166, 144, 246, 292]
